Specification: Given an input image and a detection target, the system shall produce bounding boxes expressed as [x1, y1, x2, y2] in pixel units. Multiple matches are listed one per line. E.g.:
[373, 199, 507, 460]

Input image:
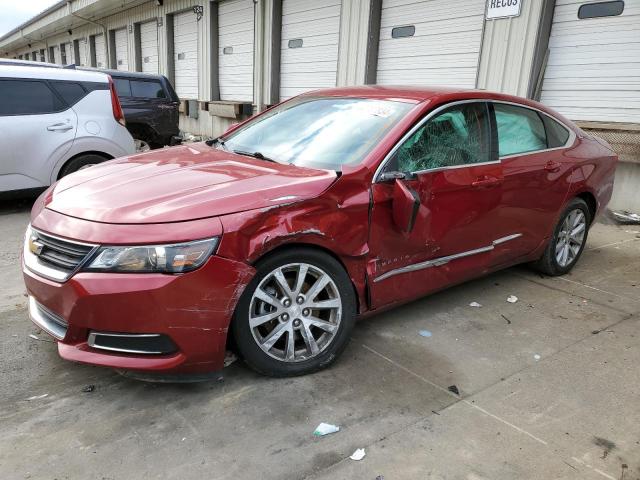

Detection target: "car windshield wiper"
[232, 150, 277, 163]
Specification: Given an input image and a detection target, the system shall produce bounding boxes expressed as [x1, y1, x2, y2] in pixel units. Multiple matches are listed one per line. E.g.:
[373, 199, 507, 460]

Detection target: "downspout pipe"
[66, 0, 109, 63]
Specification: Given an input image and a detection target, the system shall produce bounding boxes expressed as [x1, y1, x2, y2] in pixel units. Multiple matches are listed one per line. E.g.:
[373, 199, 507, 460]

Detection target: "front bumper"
[24, 254, 255, 374]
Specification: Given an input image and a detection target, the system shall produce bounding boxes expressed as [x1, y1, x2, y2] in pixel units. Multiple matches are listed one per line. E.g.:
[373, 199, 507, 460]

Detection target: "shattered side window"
[390, 102, 492, 173]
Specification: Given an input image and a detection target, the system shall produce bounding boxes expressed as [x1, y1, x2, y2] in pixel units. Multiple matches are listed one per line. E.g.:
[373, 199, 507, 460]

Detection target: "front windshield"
[222, 97, 414, 171]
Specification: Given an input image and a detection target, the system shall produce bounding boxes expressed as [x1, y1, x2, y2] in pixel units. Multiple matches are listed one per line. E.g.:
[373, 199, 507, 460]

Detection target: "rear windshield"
[222, 97, 414, 171]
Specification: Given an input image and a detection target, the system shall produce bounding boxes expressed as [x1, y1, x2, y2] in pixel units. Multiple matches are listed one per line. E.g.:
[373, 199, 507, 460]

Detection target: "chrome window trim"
[373, 99, 576, 182]
[373, 233, 522, 283]
[87, 332, 165, 355]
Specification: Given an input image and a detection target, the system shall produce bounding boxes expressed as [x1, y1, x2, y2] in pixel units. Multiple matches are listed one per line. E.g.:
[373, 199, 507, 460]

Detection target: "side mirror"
[392, 179, 420, 233]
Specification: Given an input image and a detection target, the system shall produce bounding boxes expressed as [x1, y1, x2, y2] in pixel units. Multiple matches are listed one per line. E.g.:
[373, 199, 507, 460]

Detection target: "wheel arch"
[574, 190, 597, 223]
[56, 151, 113, 180]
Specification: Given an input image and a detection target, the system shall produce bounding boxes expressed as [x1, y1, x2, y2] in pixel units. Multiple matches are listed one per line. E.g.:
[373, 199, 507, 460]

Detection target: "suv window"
[542, 114, 570, 148]
[0, 79, 65, 115]
[388, 102, 492, 173]
[130, 80, 166, 99]
[51, 81, 87, 106]
[113, 78, 131, 97]
[494, 103, 547, 157]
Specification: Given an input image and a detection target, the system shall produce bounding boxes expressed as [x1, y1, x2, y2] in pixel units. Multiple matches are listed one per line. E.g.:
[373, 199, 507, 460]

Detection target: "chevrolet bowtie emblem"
[29, 237, 44, 256]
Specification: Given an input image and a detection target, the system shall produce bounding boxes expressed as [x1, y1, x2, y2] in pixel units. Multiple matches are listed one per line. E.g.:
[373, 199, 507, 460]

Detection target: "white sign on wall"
[486, 0, 522, 19]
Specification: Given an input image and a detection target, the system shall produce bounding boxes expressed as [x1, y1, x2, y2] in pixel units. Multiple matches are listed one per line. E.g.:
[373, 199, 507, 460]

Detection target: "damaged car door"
[368, 101, 505, 308]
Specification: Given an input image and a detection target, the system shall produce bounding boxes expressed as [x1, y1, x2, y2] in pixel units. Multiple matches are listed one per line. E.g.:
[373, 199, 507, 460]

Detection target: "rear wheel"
[232, 248, 356, 377]
[59, 154, 108, 178]
[533, 197, 591, 276]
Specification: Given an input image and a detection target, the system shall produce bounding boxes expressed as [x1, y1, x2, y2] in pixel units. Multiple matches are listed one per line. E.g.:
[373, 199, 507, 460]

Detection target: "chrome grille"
[34, 231, 94, 272]
[24, 226, 98, 282]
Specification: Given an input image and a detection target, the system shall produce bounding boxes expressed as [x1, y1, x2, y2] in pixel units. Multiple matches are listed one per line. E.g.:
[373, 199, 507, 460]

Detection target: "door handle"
[471, 176, 502, 188]
[544, 161, 561, 173]
[47, 123, 73, 132]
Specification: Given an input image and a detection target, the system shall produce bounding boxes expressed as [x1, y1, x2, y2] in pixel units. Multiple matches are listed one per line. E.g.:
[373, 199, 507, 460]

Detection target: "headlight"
[84, 238, 219, 273]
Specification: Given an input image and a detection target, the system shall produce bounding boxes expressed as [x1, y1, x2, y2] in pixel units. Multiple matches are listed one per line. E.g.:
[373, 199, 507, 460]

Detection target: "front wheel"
[232, 248, 356, 377]
[533, 197, 591, 276]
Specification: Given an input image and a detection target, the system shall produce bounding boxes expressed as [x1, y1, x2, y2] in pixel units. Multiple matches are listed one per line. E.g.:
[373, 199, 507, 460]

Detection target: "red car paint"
[23, 86, 617, 375]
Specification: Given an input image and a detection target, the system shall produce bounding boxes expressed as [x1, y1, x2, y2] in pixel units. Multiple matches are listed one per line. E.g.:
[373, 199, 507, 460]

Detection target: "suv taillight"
[108, 76, 126, 127]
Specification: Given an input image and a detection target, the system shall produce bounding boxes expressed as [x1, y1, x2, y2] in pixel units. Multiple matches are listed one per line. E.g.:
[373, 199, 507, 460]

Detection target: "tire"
[134, 138, 152, 153]
[532, 197, 591, 276]
[232, 248, 357, 377]
[59, 154, 108, 178]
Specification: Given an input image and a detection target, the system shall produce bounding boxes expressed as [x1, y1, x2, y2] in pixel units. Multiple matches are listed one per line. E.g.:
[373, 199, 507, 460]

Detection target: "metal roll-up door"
[94, 34, 107, 68]
[173, 10, 199, 99]
[51, 45, 60, 64]
[140, 20, 159, 74]
[219, 0, 255, 102]
[540, 0, 640, 123]
[376, 0, 485, 87]
[279, 0, 341, 100]
[63, 43, 73, 65]
[78, 39, 88, 66]
[114, 28, 129, 70]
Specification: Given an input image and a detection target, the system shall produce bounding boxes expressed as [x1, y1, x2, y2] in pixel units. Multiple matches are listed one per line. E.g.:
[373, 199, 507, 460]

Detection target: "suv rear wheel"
[59, 154, 108, 178]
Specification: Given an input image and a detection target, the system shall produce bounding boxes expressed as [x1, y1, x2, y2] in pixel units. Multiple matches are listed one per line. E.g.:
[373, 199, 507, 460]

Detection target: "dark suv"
[106, 70, 180, 152]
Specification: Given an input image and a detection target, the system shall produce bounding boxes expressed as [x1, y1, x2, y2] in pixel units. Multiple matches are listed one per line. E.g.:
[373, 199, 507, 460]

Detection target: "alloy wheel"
[134, 139, 151, 153]
[249, 263, 342, 363]
[555, 208, 586, 267]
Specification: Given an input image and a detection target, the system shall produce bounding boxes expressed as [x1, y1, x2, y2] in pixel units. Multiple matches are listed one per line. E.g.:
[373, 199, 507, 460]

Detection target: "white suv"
[0, 65, 135, 193]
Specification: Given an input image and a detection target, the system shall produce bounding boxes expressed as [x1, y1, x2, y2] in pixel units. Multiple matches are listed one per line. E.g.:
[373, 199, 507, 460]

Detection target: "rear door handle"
[47, 123, 73, 132]
[544, 161, 561, 173]
[472, 176, 502, 188]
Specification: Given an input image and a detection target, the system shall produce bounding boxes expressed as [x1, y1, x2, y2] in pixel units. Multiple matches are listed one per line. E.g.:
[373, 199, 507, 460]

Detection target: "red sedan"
[23, 86, 617, 379]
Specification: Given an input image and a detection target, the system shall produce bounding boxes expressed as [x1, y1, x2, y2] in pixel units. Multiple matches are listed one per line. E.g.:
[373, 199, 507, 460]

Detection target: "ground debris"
[313, 423, 340, 436]
[82, 385, 95, 393]
[448, 385, 460, 395]
[469, 301, 482, 308]
[507, 295, 518, 303]
[349, 448, 366, 461]
[27, 394, 48, 401]
[611, 210, 640, 224]
[419, 330, 432, 337]
[501, 314, 511, 325]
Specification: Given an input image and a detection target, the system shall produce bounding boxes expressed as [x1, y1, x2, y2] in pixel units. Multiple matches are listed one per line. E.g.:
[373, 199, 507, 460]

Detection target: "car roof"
[301, 85, 574, 125]
[0, 64, 108, 82]
[79, 67, 165, 81]
[0, 58, 61, 68]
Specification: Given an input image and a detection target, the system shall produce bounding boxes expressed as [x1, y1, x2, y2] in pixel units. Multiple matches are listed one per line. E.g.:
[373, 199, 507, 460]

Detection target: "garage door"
[173, 10, 199, 99]
[94, 34, 107, 68]
[51, 45, 60, 64]
[77, 39, 88, 66]
[140, 20, 159, 74]
[219, 0, 254, 102]
[279, 0, 341, 100]
[376, 0, 485, 88]
[63, 43, 73, 65]
[114, 28, 129, 70]
[540, 0, 640, 123]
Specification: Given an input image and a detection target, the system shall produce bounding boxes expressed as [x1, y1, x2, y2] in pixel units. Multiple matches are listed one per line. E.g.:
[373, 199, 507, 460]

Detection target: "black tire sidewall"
[59, 154, 107, 178]
[232, 248, 356, 377]
[548, 199, 591, 275]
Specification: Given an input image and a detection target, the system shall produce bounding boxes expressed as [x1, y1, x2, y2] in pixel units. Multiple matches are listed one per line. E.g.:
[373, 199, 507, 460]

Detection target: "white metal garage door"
[77, 39, 88, 66]
[51, 45, 60, 64]
[114, 28, 129, 70]
[63, 43, 73, 65]
[140, 20, 159, 74]
[376, 0, 485, 88]
[94, 34, 107, 68]
[540, 0, 640, 123]
[279, 0, 341, 100]
[173, 10, 199, 99]
[219, 0, 254, 102]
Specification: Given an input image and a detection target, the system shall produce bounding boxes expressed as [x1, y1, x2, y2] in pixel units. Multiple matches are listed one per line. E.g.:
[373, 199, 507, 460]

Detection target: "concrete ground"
[1, 198, 639, 480]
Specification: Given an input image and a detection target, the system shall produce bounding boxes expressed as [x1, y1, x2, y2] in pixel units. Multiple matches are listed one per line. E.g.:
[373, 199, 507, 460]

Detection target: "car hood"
[46, 142, 337, 224]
